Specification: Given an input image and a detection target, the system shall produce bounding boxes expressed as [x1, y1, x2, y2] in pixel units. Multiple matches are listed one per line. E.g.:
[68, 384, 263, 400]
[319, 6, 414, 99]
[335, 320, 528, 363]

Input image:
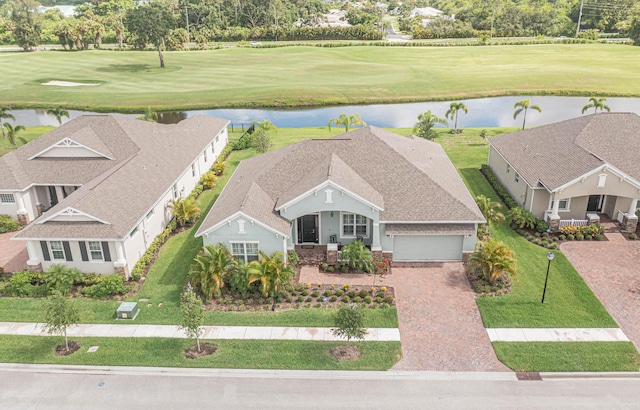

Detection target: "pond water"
[10, 96, 640, 129]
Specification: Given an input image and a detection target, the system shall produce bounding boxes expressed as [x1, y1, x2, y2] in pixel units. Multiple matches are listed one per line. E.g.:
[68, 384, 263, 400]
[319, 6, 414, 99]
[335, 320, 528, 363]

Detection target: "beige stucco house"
[488, 113, 640, 232]
[1, 115, 229, 275]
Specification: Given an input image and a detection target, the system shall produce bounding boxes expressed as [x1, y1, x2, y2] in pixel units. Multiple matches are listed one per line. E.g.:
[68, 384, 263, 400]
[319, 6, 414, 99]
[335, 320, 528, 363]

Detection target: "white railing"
[559, 219, 588, 228]
[617, 210, 626, 223]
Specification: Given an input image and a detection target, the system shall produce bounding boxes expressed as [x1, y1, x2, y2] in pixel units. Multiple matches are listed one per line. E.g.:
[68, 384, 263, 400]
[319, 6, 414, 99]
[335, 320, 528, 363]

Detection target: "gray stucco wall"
[488, 145, 529, 207]
[202, 215, 286, 257]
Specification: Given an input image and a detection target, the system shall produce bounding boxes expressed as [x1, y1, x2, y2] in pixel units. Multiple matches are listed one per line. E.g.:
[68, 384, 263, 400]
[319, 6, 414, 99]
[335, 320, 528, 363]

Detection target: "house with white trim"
[195, 127, 484, 264]
[1, 115, 229, 275]
[488, 113, 640, 232]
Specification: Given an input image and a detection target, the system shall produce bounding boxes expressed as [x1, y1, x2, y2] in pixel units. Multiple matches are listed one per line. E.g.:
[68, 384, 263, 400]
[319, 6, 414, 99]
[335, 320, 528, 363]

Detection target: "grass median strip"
[0, 335, 402, 370]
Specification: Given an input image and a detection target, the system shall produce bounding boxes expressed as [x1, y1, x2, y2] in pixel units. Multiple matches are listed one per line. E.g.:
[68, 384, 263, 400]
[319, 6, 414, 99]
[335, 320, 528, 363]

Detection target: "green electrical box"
[116, 302, 139, 320]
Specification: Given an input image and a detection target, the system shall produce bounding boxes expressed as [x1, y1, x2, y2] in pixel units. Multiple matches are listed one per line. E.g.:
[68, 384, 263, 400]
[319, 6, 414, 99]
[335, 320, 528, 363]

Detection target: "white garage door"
[393, 235, 464, 261]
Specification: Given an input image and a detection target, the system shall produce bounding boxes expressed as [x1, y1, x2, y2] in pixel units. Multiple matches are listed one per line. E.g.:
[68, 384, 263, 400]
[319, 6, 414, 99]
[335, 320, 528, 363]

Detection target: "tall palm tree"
[138, 107, 158, 122]
[445, 102, 468, 133]
[189, 244, 237, 300]
[247, 251, 294, 310]
[168, 197, 201, 226]
[0, 107, 15, 139]
[4, 123, 27, 148]
[467, 239, 517, 283]
[328, 113, 366, 133]
[513, 99, 542, 130]
[46, 106, 70, 126]
[412, 110, 448, 141]
[581, 97, 611, 114]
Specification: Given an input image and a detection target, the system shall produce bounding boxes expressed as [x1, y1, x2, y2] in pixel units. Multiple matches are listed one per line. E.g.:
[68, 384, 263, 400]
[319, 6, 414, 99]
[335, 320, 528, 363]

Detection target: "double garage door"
[392, 235, 464, 261]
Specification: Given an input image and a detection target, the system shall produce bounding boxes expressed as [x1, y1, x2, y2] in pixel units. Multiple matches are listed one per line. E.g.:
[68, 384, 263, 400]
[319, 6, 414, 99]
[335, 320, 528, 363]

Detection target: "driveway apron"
[0, 231, 27, 273]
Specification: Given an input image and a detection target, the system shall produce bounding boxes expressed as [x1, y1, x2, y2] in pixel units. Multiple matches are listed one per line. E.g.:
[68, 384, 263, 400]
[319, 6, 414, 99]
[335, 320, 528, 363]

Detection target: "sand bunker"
[42, 80, 99, 87]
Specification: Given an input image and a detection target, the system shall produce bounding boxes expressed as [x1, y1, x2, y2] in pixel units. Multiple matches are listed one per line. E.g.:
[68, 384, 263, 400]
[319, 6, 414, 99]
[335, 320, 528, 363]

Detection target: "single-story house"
[2, 115, 229, 275]
[195, 126, 484, 264]
[488, 113, 640, 232]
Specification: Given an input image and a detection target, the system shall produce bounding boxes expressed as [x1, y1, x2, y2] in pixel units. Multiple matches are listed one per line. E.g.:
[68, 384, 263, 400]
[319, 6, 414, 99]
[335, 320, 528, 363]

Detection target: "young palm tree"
[189, 244, 237, 300]
[328, 113, 367, 133]
[168, 197, 201, 226]
[0, 107, 15, 139]
[467, 239, 517, 283]
[445, 102, 468, 134]
[475, 195, 505, 225]
[513, 99, 542, 130]
[251, 119, 278, 134]
[412, 110, 448, 141]
[581, 97, 611, 114]
[46, 106, 70, 126]
[138, 107, 158, 122]
[247, 251, 294, 310]
[4, 123, 27, 148]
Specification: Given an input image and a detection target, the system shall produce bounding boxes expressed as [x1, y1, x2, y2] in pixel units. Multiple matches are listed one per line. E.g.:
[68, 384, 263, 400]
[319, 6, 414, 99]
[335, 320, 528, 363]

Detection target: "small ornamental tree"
[332, 303, 367, 343]
[42, 291, 80, 352]
[179, 285, 205, 353]
[412, 110, 448, 141]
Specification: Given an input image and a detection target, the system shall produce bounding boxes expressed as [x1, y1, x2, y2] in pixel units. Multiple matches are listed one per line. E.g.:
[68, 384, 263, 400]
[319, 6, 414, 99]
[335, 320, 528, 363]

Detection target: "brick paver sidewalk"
[0, 231, 27, 273]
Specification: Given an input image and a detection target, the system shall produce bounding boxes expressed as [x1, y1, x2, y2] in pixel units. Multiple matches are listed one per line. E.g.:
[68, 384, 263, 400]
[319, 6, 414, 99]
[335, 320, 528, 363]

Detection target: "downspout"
[529, 188, 535, 213]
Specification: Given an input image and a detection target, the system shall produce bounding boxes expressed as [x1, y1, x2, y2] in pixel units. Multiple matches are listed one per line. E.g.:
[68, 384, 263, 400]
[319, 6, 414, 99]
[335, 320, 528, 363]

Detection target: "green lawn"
[493, 342, 640, 372]
[0, 335, 402, 370]
[2, 44, 640, 110]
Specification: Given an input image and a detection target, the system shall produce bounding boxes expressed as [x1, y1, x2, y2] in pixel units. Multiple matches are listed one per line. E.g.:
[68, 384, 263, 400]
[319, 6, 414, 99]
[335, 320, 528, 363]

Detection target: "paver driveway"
[0, 231, 27, 273]
[300, 264, 508, 372]
[561, 233, 640, 351]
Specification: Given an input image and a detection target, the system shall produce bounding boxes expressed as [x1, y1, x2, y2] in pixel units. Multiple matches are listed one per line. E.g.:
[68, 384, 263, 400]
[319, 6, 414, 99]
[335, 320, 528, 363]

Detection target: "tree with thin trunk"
[412, 110, 448, 141]
[328, 113, 366, 133]
[445, 102, 468, 134]
[513, 99, 542, 130]
[42, 291, 80, 352]
[126, 3, 175, 68]
[46, 106, 70, 125]
[247, 251, 294, 311]
[189, 244, 236, 301]
[4, 123, 27, 148]
[332, 303, 367, 343]
[0, 107, 15, 139]
[582, 97, 611, 114]
[179, 284, 205, 353]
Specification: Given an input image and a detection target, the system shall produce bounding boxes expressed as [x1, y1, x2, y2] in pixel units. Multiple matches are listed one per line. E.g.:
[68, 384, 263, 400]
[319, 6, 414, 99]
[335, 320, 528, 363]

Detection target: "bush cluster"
[82, 273, 128, 299]
[0, 214, 21, 233]
[560, 224, 605, 237]
[480, 165, 518, 210]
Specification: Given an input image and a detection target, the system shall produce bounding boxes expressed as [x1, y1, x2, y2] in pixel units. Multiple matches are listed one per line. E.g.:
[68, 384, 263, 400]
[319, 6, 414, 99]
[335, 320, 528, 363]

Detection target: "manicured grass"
[0, 335, 402, 370]
[2, 44, 640, 110]
[493, 342, 640, 372]
[0, 126, 54, 156]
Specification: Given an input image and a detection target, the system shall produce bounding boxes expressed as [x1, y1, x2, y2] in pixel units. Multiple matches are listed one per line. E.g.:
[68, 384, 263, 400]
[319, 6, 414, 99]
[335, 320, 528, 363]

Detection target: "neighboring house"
[410, 7, 443, 19]
[38, 5, 76, 18]
[2, 115, 229, 275]
[488, 113, 640, 232]
[196, 127, 484, 264]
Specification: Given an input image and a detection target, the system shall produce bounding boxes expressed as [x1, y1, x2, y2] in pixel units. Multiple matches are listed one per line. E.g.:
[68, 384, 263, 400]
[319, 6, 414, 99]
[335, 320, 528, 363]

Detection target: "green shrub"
[558, 234, 566, 241]
[323, 290, 332, 297]
[347, 290, 356, 298]
[287, 249, 299, 268]
[630, 233, 638, 240]
[327, 266, 335, 272]
[296, 296, 304, 303]
[547, 243, 558, 250]
[311, 290, 320, 298]
[0, 214, 20, 233]
[301, 289, 309, 296]
[375, 296, 383, 303]
[212, 160, 226, 176]
[594, 234, 602, 240]
[82, 273, 126, 299]
[44, 264, 83, 295]
[305, 296, 313, 302]
[200, 171, 217, 189]
[330, 295, 337, 302]
[567, 234, 575, 240]
[380, 303, 390, 309]
[320, 263, 328, 271]
[358, 290, 368, 298]
[340, 240, 373, 272]
[585, 234, 592, 240]
[9, 270, 36, 297]
[335, 289, 344, 297]
[384, 296, 394, 304]
[341, 265, 349, 273]
[353, 296, 362, 303]
[576, 234, 584, 241]
[314, 302, 322, 308]
[377, 291, 386, 299]
[342, 296, 351, 303]
[364, 295, 372, 304]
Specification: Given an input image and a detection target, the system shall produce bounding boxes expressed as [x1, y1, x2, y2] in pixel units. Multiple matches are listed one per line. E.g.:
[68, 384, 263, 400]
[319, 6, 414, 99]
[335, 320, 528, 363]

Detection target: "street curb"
[541, 371, 640, 380]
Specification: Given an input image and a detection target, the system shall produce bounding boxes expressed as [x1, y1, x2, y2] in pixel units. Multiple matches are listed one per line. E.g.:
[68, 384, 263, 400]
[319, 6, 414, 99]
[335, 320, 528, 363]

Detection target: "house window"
[172, 184, 178, 199]
[216, 135, 219, 143]
[506, 164, 511, 173]
[211, 142, 215, 154]
[130, 226, 138, 237]
[597, 174, 607, 188]
[325, 189, 333, 203]
[231, 242, 259, 264]
[0, 193, 15, 203]
[341, 213, 368, 237]
[146, 209, 154, 220]
[550, 199, 570, 211]
[514, 173, 520, 183]
[191, 164, 196, 177]
[88, 241, 103, 261]
[49, 241, 66, 261]
[203, 150, 208, 163]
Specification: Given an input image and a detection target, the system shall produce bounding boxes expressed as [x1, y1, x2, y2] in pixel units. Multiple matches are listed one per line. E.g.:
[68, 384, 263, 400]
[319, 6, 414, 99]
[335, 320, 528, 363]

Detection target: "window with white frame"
[0, 193, 15, 203]
[172, 184, 178, 199]
[146, 209, 154, 220]
[597, 174, 607, 188]
[211, 142, 215, 154]
[506, 164, 511, 173]
[341, 213, 368, 237]
[88, 241, 103, 261]
[216, 135, 219, 143]
[191, 164, 196, 177]
[514, 173, 520, 183]
[49, 241, 65, 261]
[203, 150, 208, 163]
[130, 226, 139, 237]
[550, 199, 570, 211]
[231, 242, 259, 264]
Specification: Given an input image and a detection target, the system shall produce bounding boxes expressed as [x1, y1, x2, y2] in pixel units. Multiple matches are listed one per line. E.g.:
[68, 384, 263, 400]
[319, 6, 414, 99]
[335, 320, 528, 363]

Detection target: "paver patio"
[561, 232, 640, 351]
[300, 265, 509, 372]
[0, 231, 27, 273]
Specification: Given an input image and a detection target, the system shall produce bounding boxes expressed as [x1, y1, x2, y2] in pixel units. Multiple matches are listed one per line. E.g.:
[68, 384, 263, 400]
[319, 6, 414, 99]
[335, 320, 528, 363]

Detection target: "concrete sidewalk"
[487, 328, 629, 342]
[0, 322, 400, 342]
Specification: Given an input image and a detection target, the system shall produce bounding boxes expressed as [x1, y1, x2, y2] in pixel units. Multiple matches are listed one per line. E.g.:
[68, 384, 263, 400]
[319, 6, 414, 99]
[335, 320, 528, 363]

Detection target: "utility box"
[116, 302, 139, 320]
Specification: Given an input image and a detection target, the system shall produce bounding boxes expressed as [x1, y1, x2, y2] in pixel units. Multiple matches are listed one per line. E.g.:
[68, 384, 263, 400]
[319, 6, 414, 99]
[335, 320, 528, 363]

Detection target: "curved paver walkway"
[300, 265, 508, 372]
[561, 233, 640, 351]
[0, 231, 27, 273]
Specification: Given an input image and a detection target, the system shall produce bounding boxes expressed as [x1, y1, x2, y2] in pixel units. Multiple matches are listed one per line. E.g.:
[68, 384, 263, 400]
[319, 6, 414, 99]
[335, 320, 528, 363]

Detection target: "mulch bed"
[55, 341, 81, 356]
[330, 345, 361, 361]
[184, 343, 218, 359]
[466, 269, 512, 297]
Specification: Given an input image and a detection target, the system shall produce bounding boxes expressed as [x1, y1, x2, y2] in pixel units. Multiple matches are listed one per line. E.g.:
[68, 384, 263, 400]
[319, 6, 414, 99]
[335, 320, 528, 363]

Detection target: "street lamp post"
[541, 251, 555, 303]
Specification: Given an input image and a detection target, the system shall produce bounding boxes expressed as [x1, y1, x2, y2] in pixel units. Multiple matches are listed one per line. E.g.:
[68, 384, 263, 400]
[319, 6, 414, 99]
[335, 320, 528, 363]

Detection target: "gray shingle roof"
[14, 115, 229, 240]
[489, 113, 640, 191]
[197, 126, 483, 238]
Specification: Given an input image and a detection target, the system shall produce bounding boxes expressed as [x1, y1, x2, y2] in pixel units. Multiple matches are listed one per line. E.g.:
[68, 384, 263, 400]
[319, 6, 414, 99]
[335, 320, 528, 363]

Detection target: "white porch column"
[26, 240, 41, 267]
[14, 192, 26, 214]
[628, 199, 638, 215]
[550, 193, 561, 218]
[114, 241, 127, 266]
[371, 222, 382, 251]
[55, 186, 65, 203]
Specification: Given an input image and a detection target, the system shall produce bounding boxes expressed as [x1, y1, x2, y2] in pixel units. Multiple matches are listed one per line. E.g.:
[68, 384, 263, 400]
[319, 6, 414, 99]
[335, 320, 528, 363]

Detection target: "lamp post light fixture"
[541, 251, 555, 303]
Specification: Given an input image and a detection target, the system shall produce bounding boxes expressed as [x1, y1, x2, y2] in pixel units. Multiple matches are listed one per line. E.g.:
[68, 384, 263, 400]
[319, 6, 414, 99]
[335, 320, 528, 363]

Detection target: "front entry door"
[299, 215, 318, 243]
[587, 195, 603, 212]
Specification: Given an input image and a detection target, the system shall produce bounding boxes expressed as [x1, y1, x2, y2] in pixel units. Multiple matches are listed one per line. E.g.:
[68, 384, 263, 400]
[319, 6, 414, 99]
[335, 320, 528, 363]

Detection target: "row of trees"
[1, 106, 68, 148]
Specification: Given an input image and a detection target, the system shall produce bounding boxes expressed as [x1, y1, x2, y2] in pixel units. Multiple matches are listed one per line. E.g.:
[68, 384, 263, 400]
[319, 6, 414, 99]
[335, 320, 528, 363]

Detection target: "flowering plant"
[372, 258, 390, 276]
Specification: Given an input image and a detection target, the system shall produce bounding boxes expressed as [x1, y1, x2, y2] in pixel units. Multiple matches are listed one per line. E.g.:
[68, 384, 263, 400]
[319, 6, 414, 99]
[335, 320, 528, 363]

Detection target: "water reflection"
[9, 96, 640, 128]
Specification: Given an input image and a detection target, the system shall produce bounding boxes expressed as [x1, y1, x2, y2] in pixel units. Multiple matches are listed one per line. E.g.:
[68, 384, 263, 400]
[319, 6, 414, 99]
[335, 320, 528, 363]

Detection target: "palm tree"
[138, 107, 158, 122]
[251, 119, 278, 134]
[467, 239, 518, 284]
[475, 195, 505, 225]
[168, 197, 201, 226]
[581, 97, 611, 114]
[445, 102, 468, 134]
[0, 107, 15, 139]
[412, 110, 448, 141]
[247, 251, 294, 310]
[189, 244, 237, 300]
[46, 106, 70, 126]
[513, 99, 542, 130]
[4, 123, 27, 148]
[328, 113, 366, 133]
